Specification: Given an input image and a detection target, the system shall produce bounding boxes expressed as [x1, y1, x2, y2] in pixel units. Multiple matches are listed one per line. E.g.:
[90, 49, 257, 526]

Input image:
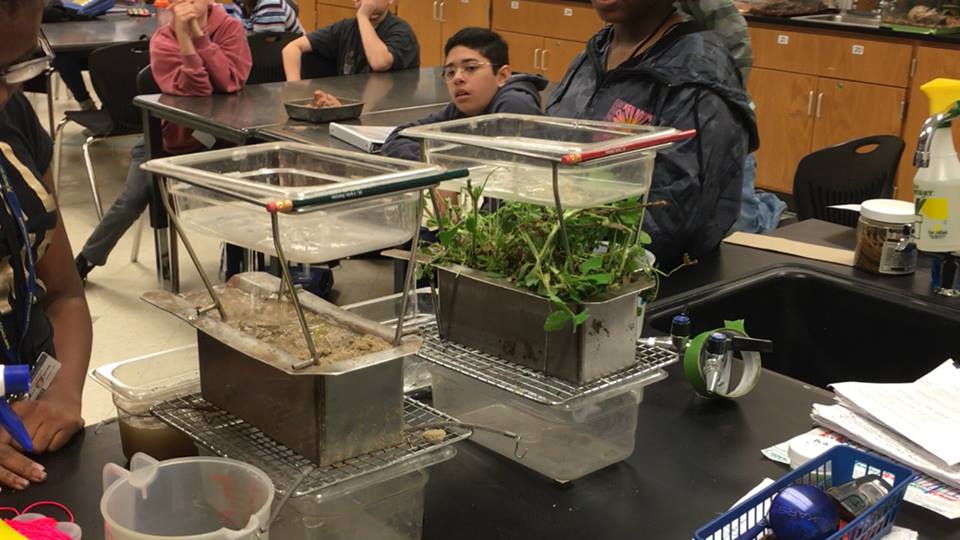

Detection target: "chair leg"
[52, 117, 70, 195]
[81, 136, 105, 221]
[130, 213, 146, 263]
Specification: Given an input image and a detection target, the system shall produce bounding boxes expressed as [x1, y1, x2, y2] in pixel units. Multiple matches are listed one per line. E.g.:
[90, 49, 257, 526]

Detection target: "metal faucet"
[914, 106, 960, 168]
[639, 313, 691, 362]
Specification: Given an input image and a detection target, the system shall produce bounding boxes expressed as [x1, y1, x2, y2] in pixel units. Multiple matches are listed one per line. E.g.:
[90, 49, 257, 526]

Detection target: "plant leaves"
[585, 273, 613, 285]
[572, 309, 591, 327]
[543, 310, 570, 332]
[579, 255, 603, 273]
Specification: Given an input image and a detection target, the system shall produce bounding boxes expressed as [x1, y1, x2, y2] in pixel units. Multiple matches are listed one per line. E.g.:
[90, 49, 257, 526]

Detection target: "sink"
[793, 12, 881, 28]
[646, 266, 960, 388]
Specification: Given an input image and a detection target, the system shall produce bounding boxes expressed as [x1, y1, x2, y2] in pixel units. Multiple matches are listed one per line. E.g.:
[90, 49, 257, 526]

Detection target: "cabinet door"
[491, 0, 537, 34]
[300, 0, 318, 32]
[500, 30, 543, 76]
[533, 0, 603, 42]
[441, 0, 492, 53]
[749, 26, 821, 74]
[542, 38, 584, 83]
[316, 4, 356, 28]
[895, 45, 960, 200]
[749, 68, 818, 194]
[811, 78, 906, 152]
[817, 34, 912, 88]
[398, 0, 444, 66]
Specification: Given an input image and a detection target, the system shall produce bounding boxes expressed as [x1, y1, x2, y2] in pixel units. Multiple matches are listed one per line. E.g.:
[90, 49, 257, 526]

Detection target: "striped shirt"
[229, 0, 303, 35]
[676, 0, 753, 83]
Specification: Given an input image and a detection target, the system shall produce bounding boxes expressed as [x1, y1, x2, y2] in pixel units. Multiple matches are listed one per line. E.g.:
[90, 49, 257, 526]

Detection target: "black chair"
[53, 40, 151, 219]
[792, 135, 906, 227]
[300, 52, 337, 80]
[246, 32, 300, 85]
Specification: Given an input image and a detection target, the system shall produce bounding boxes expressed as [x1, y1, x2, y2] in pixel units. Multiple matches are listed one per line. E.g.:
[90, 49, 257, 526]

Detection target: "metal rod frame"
[157, 179, 228, 321]
[394, 191, 426, 345]
[270, 212, 321, 370]
[551, 163, 572, 262]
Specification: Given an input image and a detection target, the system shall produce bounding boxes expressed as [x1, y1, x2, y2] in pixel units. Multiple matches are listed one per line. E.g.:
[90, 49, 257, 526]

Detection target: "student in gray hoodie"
[381, 27, 547, 161]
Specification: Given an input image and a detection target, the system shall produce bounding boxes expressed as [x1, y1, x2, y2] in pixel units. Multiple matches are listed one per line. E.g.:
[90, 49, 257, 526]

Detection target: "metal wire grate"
[417, 323, 678, 406]
[152, 394, 470, 496]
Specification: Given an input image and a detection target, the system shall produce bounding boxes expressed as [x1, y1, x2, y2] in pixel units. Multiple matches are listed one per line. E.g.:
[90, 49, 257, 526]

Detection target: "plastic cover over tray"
[400, 113, 683, 208]
[141, 142, 445, 263]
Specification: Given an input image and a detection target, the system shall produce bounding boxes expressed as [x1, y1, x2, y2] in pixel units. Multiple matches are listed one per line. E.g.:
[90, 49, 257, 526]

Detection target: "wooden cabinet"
[749, 23, 913, 195]
[896, 44, 960, 200]
[749, 68, 818, 194]
[309, 1, 396, 32]
[811, 78, 905, 150]
[399, 0, 491, 67]
[492, 0, 599, 82]
[500, 31, 584, 82]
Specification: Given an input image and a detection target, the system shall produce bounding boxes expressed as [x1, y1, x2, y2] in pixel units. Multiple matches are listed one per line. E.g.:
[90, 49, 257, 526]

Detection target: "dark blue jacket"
[381, 73, 548, 161]
[547, 22, 759, 267]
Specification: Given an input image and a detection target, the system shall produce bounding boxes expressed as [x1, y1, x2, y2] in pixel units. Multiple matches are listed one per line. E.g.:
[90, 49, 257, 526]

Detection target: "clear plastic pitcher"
[101, 453, 275, 540]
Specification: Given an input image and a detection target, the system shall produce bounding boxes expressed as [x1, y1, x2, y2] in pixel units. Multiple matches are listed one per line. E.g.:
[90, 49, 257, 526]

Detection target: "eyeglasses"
[440, 62, 494, 81]
[0, 32, 55, 86]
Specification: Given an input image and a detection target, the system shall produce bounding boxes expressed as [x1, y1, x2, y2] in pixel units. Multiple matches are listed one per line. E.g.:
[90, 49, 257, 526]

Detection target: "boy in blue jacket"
[381, 27, 547, 161]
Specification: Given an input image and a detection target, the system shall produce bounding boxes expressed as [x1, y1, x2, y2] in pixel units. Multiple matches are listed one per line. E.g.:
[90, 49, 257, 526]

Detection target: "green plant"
[422, 179, 657, 331]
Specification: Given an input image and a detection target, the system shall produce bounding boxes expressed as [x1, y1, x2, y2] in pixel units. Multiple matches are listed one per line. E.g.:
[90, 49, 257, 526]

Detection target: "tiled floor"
[25, 86, 395, 426]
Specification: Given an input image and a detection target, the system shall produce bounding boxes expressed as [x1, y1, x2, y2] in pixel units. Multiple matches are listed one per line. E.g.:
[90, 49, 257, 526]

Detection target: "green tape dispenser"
[682, 320, 772, 399]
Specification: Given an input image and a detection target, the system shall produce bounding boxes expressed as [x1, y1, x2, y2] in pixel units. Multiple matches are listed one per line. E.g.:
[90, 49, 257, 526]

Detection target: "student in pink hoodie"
[75, 0, 252, 280]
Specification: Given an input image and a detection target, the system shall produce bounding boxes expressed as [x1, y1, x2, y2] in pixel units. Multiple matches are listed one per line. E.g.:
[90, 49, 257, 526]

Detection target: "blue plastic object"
[1, 364, 30, 394]
[694, 446, 917, 540]
[61, 0, 114, 17]
[768, 485, 840, 540]
[0, 365, 33, 453]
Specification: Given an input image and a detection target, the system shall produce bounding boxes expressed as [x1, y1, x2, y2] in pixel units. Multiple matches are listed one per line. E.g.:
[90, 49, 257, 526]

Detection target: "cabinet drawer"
[749, 26, 821, 74]
[533, 1, 603, 42]
[492, 0, 537, 33]
[818, 35, 912, 88]
[317, 4, 356, 28]
[542, 38, 585, 82]
[319, 0, 356, 7]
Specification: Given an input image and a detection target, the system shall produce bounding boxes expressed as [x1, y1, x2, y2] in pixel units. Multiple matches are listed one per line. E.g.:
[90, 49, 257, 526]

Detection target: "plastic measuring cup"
[101, 453, 275, 539]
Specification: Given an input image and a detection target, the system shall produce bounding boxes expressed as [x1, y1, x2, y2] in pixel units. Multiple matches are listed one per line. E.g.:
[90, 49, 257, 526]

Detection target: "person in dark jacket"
[546, 0, 759, 268]
[381, 27, 547, 161]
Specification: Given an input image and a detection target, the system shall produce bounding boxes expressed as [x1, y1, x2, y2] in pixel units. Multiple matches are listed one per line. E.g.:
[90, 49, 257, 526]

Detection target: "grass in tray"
[422, 178, 656, 331]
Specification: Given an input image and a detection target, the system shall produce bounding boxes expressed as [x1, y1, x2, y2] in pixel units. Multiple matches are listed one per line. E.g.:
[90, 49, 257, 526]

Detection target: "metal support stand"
[156, 179, 227, 321]
[269, 212, 321, 370]
[550, 163, 571, 263]
[395, 192, 426, 345]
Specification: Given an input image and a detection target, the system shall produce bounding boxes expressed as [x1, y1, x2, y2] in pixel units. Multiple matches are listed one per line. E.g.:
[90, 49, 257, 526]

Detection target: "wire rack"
[152, 393, 470, 497]
[417, 323, 678, 406]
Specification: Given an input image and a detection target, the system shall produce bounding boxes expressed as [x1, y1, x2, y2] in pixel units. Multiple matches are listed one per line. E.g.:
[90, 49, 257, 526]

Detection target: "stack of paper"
[807, 359, 960, 517]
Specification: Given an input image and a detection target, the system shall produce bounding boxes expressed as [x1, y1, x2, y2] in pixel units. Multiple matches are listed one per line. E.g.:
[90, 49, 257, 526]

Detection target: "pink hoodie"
[150, 4, 252, 154]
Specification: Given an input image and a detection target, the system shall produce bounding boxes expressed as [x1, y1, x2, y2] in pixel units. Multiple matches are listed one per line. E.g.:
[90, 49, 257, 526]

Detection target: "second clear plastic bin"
[90, 345, 200, 461]
[142, 143, 445, 263]
[401, 114, 679, 208]
[429, 364, 665, 483]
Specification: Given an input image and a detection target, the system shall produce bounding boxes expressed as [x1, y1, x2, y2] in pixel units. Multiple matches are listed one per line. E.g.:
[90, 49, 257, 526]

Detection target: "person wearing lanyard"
[0, 0, 93, 491]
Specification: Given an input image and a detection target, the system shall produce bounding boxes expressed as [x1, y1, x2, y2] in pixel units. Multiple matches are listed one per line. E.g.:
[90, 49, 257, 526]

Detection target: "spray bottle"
[913, 78, 960, 295]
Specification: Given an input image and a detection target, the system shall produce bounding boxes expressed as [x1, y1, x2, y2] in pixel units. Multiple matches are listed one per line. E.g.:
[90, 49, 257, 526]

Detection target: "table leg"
[143, 108, 180, 292]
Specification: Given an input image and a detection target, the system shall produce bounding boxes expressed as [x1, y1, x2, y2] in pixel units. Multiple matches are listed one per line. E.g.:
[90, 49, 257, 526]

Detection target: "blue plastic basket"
[694, 446, 917, 540]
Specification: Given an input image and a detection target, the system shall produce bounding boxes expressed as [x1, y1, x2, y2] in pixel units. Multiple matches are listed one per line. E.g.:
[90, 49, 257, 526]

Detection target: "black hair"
[444, 27, 509, 69]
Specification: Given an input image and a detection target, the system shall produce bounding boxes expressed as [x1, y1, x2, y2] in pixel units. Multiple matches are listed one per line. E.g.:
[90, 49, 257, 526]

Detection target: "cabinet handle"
[900, 99, 906, 120]
[541, 49, 549, 71]
[910, 57, 917, 78]
[815, 91, 824, 118]
[439, 1, 446, 22]
[432, 1, 438, 21]
[533, 48, 542, 70]
[807, 90, 814, 116]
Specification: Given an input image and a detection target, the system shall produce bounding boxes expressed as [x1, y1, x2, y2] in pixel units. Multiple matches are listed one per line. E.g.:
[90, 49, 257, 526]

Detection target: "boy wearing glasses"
[381, 27, 547, 161]
[282, 0, 418, 80]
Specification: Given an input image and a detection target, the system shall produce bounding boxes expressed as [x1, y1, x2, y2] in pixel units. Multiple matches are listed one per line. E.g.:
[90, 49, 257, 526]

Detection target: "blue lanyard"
[0, 162, 37, 364]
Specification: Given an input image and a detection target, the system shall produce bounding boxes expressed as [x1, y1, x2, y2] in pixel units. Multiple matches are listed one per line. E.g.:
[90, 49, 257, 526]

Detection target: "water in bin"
[101, 453, 275, 539]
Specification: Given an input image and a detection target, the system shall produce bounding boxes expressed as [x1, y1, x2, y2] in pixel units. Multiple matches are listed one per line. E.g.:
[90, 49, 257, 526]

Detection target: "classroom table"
[134, 67, 451, 292]
[41, 12, 157, 133]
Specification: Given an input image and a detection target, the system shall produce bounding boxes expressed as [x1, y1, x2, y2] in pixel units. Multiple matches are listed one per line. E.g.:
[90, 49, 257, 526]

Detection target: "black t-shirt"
[306, 11, 420, 76]
[0, 93, 58, 366]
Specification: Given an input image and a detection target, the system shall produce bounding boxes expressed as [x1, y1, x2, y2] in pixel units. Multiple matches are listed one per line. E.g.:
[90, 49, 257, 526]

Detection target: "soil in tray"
[183, 286, 390, 363]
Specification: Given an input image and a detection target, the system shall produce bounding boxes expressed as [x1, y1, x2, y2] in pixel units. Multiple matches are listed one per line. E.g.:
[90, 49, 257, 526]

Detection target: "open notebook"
[329, 123, 396, 153]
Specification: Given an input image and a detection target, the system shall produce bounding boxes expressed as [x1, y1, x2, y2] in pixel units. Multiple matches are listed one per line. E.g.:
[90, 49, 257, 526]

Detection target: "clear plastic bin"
[881, 0, 960, 34]
[429, 365, 664, 483]
[400, 114, 678, 208]
[270, 447, 456, 540]
[141, 143, 445, 263]
[90, 345, 200, 460]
